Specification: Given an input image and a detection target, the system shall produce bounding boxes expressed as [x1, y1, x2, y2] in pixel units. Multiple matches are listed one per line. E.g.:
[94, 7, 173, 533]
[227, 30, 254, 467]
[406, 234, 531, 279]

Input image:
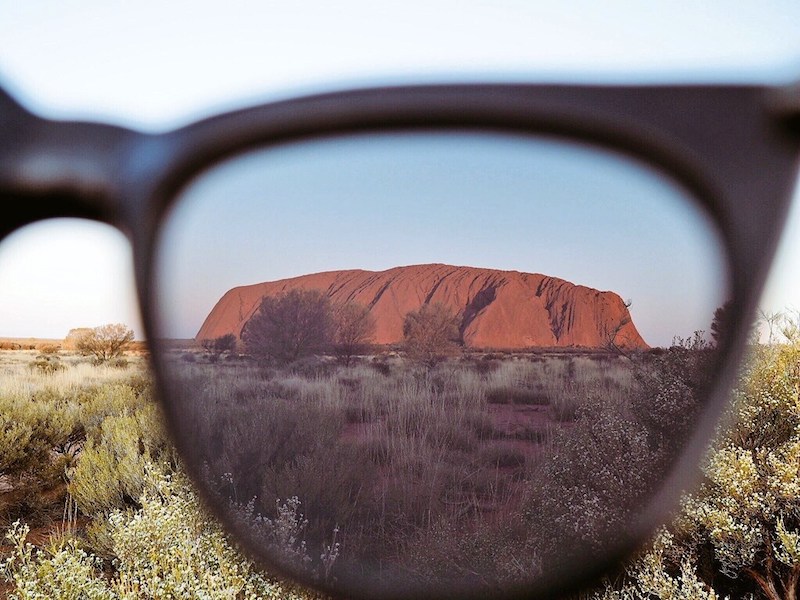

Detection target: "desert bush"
[29, 353, 66, 374]
[287, 355, 335, 378]
[107, 469, 310, 599]
[471, 357, 501, 376]
[108, 356, 128, 369]
[74, 324, 134, 364]
[79, 383, 148, 438]
[0, 393, 82, 496]
[402, 303, 461, 367]
[593, 335, 800, 599]
[68, 403, 168, 516]
[242, 289, 333, 365]
[629, 333, 714, 455]
[523, 397, 656, 564]
[200, 333, 237, 357]
[1, 475, 319, 600]
[331, 302, 375, 366]
[38, 344, 60, 355]
[64, 327, 93, 350]
[1, 521, 115, 600]
[370, 358, 392, 376]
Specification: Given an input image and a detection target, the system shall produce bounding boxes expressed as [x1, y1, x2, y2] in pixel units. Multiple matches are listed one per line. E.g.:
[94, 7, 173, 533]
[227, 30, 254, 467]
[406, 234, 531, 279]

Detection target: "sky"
[155, 133, 725, 346]
[0, 1, 799, 342]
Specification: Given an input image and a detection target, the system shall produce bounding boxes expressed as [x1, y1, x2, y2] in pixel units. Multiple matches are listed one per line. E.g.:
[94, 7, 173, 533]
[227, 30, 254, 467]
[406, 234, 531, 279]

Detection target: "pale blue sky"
[0, 1, 799, 340]
[156, 133, 726, 346]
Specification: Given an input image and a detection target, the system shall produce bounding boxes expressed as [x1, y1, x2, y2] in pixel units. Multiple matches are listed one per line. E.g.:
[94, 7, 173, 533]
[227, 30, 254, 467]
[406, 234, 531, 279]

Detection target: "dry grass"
[0, 343, 709, 595]
[0, 350, 148, 399]
[161, 350, 662, 588]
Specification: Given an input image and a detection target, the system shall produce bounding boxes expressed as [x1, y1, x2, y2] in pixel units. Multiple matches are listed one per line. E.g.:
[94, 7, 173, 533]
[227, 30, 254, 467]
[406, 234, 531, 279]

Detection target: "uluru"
[196, 264, 648, 351]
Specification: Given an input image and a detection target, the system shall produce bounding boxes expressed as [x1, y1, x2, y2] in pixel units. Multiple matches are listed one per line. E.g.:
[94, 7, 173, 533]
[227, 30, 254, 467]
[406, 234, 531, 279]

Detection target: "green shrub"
[68, 404, 168, 516]
[79, 384, 146, 439]
[29, 354, 66, 374]
[0, 393, 82, 479]
[1, 475, 319, 600]
[1, 521, 115, 600]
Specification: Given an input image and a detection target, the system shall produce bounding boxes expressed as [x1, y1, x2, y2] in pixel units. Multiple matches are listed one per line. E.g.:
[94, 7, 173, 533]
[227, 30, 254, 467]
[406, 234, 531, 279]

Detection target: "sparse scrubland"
[0, 324, 797, 598]
[0, 350, 318, 599]
[164, 341, 709, 593]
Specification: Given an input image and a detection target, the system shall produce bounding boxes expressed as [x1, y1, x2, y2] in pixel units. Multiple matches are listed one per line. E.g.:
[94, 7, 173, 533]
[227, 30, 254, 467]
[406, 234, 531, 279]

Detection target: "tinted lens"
[152, 132, 729, 597]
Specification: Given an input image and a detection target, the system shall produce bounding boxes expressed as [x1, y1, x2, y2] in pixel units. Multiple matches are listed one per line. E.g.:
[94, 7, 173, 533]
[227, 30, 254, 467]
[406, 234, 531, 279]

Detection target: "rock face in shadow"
[197, 264, 648, 350]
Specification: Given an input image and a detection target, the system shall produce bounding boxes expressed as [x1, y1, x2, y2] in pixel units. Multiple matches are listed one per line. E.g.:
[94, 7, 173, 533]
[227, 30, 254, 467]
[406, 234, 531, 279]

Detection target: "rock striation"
[197, 264, 648, 350]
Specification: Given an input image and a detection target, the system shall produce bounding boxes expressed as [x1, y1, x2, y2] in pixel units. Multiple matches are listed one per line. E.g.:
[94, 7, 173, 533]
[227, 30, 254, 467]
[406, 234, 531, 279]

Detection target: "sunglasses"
[2, 81, 799, 599]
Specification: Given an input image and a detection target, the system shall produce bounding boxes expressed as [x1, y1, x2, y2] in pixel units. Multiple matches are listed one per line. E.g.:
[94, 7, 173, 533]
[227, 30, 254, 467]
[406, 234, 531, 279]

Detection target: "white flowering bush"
[107, 467, 314, 599]
[596, 337, 800, 599]
[2, 468, 321, 599]
[1, 521, 115, 600]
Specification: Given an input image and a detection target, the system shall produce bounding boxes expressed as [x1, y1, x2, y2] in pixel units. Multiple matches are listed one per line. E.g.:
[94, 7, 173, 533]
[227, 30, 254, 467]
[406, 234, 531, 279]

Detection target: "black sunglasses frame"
[1, 82, 800, 599]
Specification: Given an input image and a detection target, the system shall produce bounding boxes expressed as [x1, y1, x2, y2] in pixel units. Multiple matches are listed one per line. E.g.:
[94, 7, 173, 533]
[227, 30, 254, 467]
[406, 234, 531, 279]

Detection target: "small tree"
[64, 327, 93, 351]
[75, 324, 134, 364]
[332, 302, 376, 366]
[402, 302, 461, 367]
[242, 289, 333, 365]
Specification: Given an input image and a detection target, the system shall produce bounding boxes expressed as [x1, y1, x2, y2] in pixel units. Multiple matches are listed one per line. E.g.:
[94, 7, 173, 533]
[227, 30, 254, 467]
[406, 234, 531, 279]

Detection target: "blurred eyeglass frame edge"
[2, 81, 800, 600]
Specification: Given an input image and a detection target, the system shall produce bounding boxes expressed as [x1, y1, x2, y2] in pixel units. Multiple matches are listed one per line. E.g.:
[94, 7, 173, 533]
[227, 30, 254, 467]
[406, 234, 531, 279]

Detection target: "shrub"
[331, 302, 376, 365]
[29, 354, 66, 374]
[242, 289, 333, 365]
[0, 521, 115, 600]
[594, 336, 800, 599]
[108, 356, 128, 369]
[0, 477, 317, 599]
[370, 358, 392, 376]
[200, 333, 237, 356]
[68, 404, 167, 516]
[0, 394, 82, 490]
[402, 303, 461, 367]
[74, 324, 134, 364]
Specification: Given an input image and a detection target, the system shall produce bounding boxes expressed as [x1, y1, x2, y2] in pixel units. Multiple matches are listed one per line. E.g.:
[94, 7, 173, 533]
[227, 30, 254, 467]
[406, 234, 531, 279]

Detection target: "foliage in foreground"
[0, 354, 320, 599]
[2, 468, 315, 599]
[3, 328, 800, 598]
[594, 339, 800, 600]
